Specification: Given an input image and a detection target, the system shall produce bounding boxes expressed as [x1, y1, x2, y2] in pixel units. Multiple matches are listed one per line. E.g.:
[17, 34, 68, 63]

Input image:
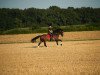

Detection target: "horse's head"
[53, 28, 63, 37]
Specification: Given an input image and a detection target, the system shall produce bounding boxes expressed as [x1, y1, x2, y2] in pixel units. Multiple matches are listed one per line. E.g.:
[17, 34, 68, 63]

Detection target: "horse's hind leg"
[55, 40, 58, 45]
[44, 41, 47, 47]
[38, 41, 42, 47]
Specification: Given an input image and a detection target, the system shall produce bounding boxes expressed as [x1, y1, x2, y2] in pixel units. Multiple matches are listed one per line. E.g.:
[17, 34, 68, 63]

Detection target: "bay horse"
[31, 29, 63, 47]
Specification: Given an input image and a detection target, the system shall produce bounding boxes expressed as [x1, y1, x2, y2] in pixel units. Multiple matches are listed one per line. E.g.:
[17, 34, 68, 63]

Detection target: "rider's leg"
[50, 33, 53, 41]
[50, 34, 52, 41]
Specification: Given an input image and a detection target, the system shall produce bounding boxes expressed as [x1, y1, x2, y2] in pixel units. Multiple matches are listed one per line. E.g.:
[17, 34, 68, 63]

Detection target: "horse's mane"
[53, 28, 63, 34]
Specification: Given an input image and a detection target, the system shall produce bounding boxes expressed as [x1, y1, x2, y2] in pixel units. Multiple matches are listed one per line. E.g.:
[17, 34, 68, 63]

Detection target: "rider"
[48, 24, 53, 41]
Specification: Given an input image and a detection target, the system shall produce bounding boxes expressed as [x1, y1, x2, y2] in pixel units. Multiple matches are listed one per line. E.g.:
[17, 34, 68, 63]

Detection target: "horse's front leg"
[56, 39, 62, 46]
[60, 40, 62, 46]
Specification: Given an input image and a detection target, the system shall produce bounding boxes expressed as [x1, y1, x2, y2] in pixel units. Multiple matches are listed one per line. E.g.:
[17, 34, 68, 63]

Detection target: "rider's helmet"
[49, 25, 52, 29]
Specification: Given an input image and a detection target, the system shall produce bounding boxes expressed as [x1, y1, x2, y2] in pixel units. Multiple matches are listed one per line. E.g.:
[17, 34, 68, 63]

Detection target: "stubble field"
[0, 31, 100, 75]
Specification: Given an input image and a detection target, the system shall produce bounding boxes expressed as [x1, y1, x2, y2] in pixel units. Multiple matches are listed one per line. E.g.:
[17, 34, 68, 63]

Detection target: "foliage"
[0, 6, 100, 34]
[2, 28, 32, 34]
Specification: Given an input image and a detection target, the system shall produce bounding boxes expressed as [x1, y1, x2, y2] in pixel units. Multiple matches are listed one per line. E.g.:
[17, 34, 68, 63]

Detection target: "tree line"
[0, 6, 100, 32]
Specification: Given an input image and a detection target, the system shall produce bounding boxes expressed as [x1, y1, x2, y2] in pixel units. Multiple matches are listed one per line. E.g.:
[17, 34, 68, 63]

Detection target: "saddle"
[47, 34, 53, 41]
[46, 34, 51, 40]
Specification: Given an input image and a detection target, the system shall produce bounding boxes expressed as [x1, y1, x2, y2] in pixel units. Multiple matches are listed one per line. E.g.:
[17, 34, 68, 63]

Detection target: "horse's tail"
[31, 35, 41, 43]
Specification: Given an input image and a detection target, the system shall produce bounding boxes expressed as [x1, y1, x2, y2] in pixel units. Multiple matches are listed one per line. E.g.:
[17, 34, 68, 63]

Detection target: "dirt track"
[0, 40, 100, 75]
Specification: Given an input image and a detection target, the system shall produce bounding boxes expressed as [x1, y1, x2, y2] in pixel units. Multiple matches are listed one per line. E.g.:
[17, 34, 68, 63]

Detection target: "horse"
[31, 28, 63, 47]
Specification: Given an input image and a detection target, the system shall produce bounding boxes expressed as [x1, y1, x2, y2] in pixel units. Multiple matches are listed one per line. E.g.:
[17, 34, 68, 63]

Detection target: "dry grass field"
[0, 31, 100, 43]
[0, 31, 100, 75]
